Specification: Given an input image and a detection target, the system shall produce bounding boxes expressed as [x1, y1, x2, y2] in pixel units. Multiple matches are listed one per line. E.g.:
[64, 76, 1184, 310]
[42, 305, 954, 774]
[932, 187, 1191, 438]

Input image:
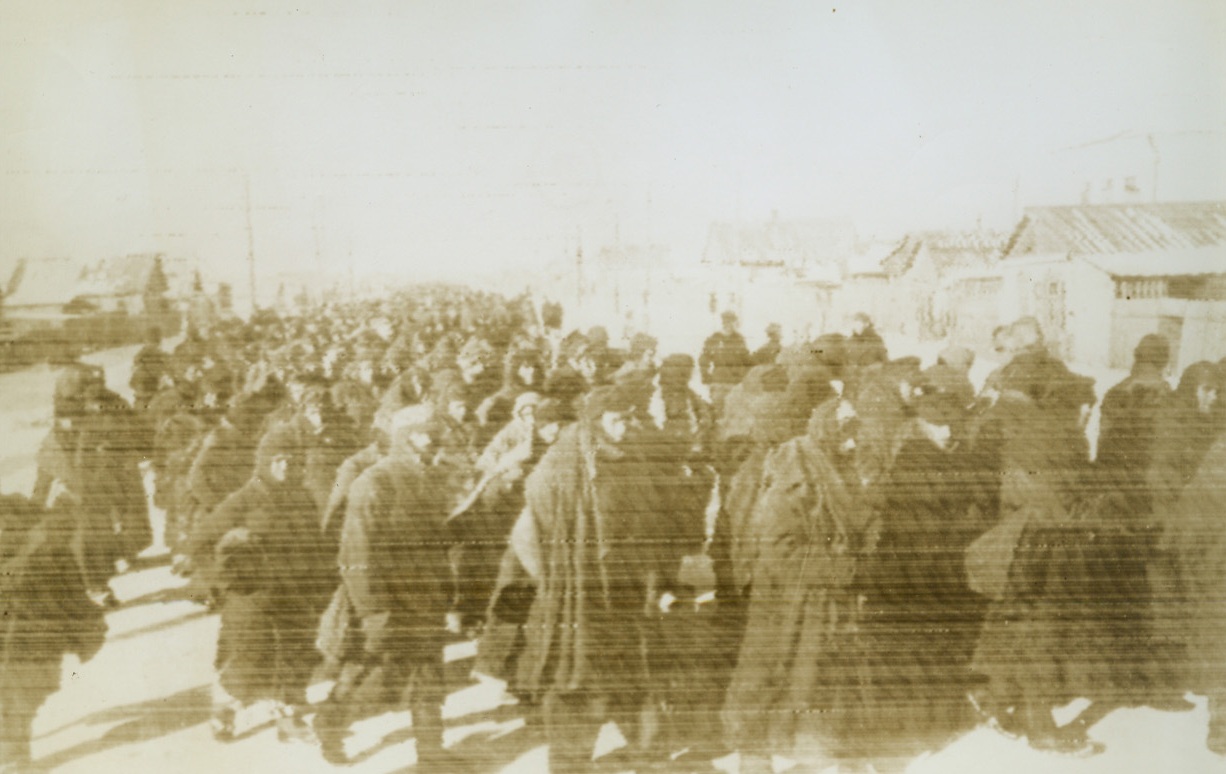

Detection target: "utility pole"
[244, 175, 257, 315]
[1147, 133, 1160, 202]
[575, 226, 583, 303]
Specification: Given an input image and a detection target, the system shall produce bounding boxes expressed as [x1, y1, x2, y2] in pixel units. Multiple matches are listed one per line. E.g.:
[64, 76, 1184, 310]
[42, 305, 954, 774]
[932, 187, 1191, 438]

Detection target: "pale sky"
[2, 0, 1224, 290]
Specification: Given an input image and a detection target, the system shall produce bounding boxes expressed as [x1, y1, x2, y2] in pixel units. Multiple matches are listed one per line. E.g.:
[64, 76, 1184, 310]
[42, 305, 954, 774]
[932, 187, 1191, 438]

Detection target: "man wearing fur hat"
[314, 404, 457, 770]
[193, 420, 335, 743]
[32, 363, 147, 605]
[543, 333, 600, 421]
[179, 390, 281, 585]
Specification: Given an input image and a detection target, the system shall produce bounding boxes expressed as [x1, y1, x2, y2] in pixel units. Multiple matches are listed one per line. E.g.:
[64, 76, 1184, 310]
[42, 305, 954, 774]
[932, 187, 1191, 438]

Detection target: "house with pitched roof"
[995, 201, 1226, 371]
[886, 230, 1006, 341]
[3, 253, 191, 351]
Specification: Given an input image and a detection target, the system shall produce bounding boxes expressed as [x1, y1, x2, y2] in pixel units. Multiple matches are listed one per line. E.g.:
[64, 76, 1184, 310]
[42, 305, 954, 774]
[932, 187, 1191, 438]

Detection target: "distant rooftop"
[880, 229, 1008, 277]
[1002, 201, 1226, 258]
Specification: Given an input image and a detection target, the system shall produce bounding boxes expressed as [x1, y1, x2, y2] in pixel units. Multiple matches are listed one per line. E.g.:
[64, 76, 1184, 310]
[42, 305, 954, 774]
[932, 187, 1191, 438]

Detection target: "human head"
[258, 422, 305, 486]
[567, 343, 598, 382]
[457, 337, 493, 383]
[937, 345, 975, 375]
[534, 399, 566, 444]
[659, 353, 695, 391]
[586, 326, 609, 348]
[517, 362, 537, 386]
[389, 404, 442, 454]
[54, 363, 105, 420]
[912, 364, 972, 449]
[850, 312, 873, 336]
[629, 333, 659, 368]
[512, 391, 542, 424]
[1009, 317, 1044, 352]
[431, 371, 470, 423]
[720, 310, 739, 335]
[1133, 333, 1171, 373]
[582, 385, 636, 444]
[1175, 361, 1221, 414]
[300, 385, 330, 432]
[766, 322, 783, 342]
[990, 325, 1012, 357]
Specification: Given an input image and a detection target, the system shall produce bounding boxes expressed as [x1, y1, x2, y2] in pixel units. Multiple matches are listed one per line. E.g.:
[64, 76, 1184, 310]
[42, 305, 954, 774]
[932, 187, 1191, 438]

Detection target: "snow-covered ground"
[3, 345, 1222, 773]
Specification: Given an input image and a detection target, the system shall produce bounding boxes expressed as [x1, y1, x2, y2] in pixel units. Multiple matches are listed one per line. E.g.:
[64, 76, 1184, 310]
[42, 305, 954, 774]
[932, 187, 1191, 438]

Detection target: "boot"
[275, 704, 318, 745]
[209, 702, 239, 742]
[312, 700, 349, 765]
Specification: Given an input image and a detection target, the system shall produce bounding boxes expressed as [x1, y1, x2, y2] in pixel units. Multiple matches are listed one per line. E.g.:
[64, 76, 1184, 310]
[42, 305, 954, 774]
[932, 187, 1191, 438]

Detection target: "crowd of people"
[3, 285, 1225, 773]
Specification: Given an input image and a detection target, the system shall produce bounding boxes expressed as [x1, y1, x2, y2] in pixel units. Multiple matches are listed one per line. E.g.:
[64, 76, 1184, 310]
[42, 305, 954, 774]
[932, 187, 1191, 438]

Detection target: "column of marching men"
[3, 288, 1226, 773]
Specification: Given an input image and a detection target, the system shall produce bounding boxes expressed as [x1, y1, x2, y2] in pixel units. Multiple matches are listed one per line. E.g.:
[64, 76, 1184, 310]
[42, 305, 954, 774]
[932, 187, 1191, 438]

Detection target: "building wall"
[1108, 297, 1226, 372]
[1177, 300, 1226, 369]
[835, 276, 907, 337]
[946, 277, 1004, 354]
[999, 258, 1114, 367]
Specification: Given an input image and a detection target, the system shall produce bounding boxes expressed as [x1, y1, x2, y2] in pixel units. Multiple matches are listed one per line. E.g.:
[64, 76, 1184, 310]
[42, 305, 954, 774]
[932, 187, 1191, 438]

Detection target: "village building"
[836, 230, 1006, 344]
[1, 253, 194, 359]
[992, 201, 1226, 372]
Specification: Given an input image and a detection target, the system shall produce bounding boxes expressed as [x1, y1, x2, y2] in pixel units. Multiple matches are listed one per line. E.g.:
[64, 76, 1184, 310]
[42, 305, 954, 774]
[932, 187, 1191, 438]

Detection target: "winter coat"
[1164, 436, 1226, 694]
[699, 331, 752, 386]
[859, 436, 993, 717]
[1, 496, 108, 699]
[1097, 373, 1172, 518]
[334, 450, 454, 659]
[515, 423, 688, 699]
[195, 475, 335, 703]
[971, 395, 1142, 706]
[722, 426, 872, 751]
[845, 326, 888, 370]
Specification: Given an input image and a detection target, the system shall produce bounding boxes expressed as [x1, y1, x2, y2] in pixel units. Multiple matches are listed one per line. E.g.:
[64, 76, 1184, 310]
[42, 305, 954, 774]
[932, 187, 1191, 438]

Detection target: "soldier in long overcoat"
[192, 422, 335, 742]
[1, 494, 108, 771]
[313, 405, 456, 771]
[722, 401, 874, 772]
[514, 386, 693, 771]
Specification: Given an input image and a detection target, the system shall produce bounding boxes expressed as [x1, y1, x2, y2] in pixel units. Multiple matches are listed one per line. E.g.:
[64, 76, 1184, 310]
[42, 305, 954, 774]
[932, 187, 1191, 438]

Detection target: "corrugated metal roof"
[1083, 247, 1226, 277]
[1003, 201, 1226, 258]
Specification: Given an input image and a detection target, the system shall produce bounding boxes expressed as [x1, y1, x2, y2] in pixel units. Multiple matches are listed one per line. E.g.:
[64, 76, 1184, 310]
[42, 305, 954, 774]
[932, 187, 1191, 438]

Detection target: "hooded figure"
[192, 421, 335, 743]
[845, 312, 888, 370]
[968, 369, 1150, 756]
[1162, 435, 1226, 754]
[859, 365, 994, 737]
[514, 385, 690, 770]
[722, 401, 875, 770]
[181, 392, 277, 587]
[313, 404, 456, 770]
[1097, 333, 1174, 516]
[1148, 361, 1223, 699]
[32, 364, 145, 601]
[476, 346, 546, 432]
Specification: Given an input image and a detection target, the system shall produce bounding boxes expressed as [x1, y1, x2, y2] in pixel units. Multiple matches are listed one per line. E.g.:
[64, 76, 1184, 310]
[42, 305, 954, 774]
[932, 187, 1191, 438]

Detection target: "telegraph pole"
[244, 175, 257, 315]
